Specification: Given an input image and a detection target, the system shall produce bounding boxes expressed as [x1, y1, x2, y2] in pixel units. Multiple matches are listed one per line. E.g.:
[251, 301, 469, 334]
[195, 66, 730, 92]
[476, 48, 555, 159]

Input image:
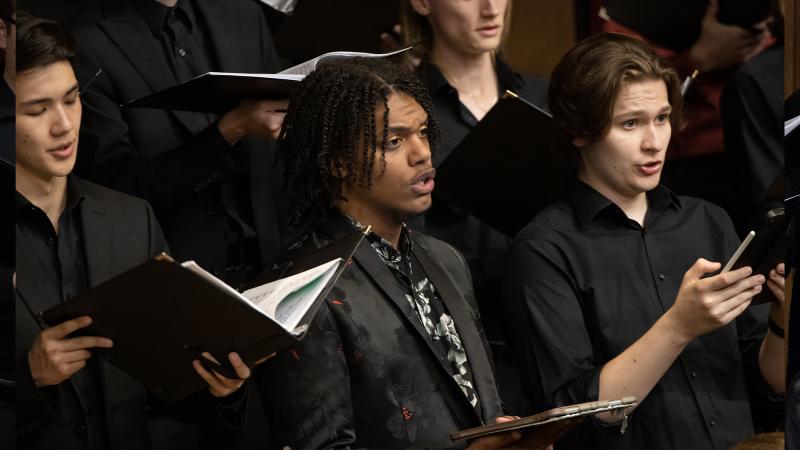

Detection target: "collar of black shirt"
[417, 56, 524, 97]
[570, 180, 682, 229]
[339, 211, 413, 258]
[16, 175, 86, 217]
[135, 0, 196, 37]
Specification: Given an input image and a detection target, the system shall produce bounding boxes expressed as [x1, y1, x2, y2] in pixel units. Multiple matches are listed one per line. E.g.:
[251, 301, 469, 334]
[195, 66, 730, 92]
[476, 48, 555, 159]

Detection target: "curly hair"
[278, 57, 440, 228]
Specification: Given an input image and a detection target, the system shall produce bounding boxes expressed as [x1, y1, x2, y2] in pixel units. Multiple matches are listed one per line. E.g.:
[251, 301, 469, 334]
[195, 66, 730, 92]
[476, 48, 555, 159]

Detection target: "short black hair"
[17, 10, 78, 73]
[278, 57, 440, 228]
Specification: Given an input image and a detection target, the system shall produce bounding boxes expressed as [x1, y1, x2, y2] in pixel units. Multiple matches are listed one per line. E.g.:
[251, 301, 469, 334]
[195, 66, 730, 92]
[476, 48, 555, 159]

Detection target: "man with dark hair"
[15, 13, 252, 449]
[503, 33, 785, 449]
[256, 58, 520, 449]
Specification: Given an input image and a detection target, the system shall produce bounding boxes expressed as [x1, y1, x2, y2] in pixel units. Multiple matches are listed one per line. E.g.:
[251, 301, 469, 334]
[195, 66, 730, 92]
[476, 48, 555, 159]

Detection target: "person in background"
[601, 0, 778, 234]
[399, 0, 548, 415]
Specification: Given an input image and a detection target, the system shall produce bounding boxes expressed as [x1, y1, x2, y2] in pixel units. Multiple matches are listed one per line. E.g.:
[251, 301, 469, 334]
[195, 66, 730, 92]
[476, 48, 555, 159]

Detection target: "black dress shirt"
[132, 0, 260, 287]
[16, 178, 110, 450]
[411, 58, 548, 322]
[503, 182, 779, 449]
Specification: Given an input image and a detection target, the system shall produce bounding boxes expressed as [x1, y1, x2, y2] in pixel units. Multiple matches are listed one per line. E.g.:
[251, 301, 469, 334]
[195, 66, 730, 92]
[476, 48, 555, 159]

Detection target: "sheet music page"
[243, 258, 342, 331]
[279, 47, 412, 76]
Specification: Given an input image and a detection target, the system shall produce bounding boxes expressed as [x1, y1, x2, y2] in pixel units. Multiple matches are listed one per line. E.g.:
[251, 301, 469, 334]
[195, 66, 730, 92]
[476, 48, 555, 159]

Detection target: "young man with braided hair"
[255, 58, 522, 449]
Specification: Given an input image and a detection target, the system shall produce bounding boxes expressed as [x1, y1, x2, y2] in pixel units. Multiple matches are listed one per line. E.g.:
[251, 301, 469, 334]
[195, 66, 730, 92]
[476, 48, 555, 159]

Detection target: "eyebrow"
[614, 105, 672, 118]
[19, 83, 80, 107]
[387, 121, 428, 135]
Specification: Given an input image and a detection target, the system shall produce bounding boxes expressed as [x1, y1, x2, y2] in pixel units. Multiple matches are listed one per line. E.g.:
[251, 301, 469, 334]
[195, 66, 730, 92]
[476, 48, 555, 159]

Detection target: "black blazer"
[256, 216, 503, 449]
[16, 177, 168, 450]
[69, 0, 290, 276]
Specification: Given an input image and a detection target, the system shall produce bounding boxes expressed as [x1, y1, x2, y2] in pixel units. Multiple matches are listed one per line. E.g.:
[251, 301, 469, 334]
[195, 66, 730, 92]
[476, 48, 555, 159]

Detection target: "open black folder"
[451, 397, 636, 448]
[434, 91, 571, 237]
[123, 47, 410, 114]
[40, 229, 367, 402]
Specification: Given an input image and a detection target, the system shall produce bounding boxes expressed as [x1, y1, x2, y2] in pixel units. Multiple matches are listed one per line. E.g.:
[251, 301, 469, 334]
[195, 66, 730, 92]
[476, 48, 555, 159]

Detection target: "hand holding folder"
[40, 229, 367, 401]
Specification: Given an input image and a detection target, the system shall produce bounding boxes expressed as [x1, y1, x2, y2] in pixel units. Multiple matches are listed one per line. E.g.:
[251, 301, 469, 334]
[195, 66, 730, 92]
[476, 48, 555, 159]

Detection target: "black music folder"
[728, 207, 785, 305]
[123, 47, 410, 114]
[40, 229, 366, 402]
[434, 91, 571, 237]
[451, 397, 636, 449]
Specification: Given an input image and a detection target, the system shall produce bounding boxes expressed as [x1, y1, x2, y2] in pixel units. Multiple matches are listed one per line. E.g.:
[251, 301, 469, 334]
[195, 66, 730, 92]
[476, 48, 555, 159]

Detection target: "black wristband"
[767, 317, 785, 339]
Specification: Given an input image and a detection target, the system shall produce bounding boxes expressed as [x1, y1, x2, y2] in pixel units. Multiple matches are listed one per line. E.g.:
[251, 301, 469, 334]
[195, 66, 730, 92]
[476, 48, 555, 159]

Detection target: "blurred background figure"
[399, 0, 547, 415]
[599, 0, 783, 236]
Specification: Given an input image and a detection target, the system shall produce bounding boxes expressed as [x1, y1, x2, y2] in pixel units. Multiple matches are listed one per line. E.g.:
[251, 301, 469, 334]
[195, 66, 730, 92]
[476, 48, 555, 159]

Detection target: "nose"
[481, 0, 500, 17]
[50, 104, 74, 137]
[408, 134, 432, 166]
[641, 122, 666, 153]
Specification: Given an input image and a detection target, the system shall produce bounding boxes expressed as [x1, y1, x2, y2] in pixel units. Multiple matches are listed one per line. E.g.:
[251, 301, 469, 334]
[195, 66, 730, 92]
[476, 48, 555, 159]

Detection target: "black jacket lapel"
[79, 193, 112, 288]
[97, 0, 212, 133]
[195, 0, 243, 73]
[413, 236, 500, 423]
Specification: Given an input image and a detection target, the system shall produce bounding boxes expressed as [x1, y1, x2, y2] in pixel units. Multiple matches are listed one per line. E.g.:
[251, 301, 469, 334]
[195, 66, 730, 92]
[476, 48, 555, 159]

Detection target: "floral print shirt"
[348, 216, 481, 413]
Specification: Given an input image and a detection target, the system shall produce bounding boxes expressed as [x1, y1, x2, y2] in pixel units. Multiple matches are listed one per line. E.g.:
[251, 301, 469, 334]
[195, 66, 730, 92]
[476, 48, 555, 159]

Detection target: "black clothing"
[16, 177, 167, 450]
[16, 179, 110, 450]
[354, 218, 480, 414]
[16, 177, 246, 450]
[257, 214, 502, 449]
[412, 58, 547, 415]
[0, 78, 12, 449]
[720, 45, 784, 235]
[412, 57, 547, 304]
[70, 0, 289, 287]
[503, 182, 779, 449]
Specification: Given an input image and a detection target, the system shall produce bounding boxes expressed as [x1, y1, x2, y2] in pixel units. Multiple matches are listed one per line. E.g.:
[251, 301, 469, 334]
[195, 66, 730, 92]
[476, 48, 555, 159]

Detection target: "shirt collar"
[135, 0, 195, 37]
[340, 212, 413, 258]
[570, 180, 681, 228]
[417, 56, 523, 96]
[16, 175, 86, 217]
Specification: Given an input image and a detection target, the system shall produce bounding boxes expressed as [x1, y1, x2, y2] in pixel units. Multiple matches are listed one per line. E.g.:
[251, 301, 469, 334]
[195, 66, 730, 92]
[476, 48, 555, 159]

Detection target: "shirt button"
[73, 423, 88, 436]
[690, 371, 697, 379]
[46, 237, 55, 247]
[708, 420, 716, 427]
[658, 273, 666, 281]
[177, 48, 187, 57]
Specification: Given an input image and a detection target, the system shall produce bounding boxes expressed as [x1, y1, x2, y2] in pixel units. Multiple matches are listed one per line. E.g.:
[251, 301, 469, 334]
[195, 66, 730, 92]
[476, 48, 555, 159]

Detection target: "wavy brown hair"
[547, 33, 683, 166]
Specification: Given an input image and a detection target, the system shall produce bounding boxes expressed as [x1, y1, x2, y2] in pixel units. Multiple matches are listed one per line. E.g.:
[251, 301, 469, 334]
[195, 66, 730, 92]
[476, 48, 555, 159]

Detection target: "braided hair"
[278, 57, 440, 229]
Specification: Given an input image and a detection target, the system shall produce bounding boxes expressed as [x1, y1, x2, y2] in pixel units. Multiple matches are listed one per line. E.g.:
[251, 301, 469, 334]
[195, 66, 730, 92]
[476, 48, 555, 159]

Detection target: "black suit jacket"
[256, 216, 503, 449]
[16, 177, 168, 450]
[69, 0, 289, 277]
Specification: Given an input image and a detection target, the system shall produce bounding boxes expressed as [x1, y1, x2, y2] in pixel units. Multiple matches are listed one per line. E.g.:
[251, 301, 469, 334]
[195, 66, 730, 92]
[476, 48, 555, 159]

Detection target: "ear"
[572, 136, 590, 148]
[410, 0, 431, 16]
